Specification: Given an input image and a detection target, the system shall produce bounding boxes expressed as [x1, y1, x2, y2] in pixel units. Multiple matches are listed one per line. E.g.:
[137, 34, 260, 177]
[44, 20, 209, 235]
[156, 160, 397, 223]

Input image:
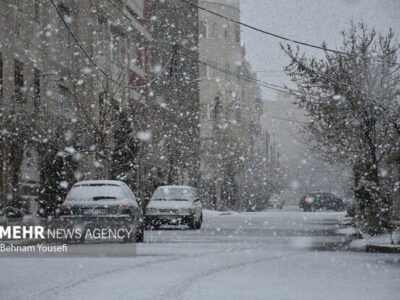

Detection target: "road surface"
[1, 207, 399, 300]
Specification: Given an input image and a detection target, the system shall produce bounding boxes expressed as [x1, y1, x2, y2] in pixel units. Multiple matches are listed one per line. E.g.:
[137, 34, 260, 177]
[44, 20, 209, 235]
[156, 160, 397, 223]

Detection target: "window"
[33, 68, 41, 109]
[33, 0, 40, 20]
[206, 22, 216, 39]
[110, 30, 121, 63]
[128, 33, 137, 64]
[200, 64, 207, 78]
[97, 18, 105, 56]
[0, 53, 2, 99]
[99, 92, 106, 125]
[58, 19, 68, 44]
[206, 62, 217, 79]
[212, 23, 216, 38]
[16, 0, 22, 11]
[235, 25, 240, 43]
[58, 85, 70, 110]
[236, 66, 241, 82]
[14, 59, 24, 102]
[213, 96, 222, 129]
[223, 24, 229, 41]
[138, 44, 145, 68]
[57, 6, 69, 45]
[225, 64, 230, 80]
[199, 21, 206, 38]
[15, 11, 22, 37]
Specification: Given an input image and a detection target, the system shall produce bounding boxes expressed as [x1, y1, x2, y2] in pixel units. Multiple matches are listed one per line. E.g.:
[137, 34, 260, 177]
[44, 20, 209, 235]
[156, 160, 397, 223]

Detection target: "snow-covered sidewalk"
[336, 226, 400, 253]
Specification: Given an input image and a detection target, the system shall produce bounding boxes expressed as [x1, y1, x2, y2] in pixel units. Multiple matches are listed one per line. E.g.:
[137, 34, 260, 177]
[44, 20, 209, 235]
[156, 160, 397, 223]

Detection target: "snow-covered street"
[1, 208, 399, 300]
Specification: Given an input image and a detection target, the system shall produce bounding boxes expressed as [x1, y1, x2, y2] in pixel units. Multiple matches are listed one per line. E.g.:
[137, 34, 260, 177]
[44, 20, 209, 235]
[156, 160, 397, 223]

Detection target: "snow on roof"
[201, 0, 240, 9]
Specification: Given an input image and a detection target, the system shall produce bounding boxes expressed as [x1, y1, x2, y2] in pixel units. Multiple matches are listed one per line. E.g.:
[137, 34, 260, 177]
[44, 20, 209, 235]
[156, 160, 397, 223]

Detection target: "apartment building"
[198, 0, 266, 208]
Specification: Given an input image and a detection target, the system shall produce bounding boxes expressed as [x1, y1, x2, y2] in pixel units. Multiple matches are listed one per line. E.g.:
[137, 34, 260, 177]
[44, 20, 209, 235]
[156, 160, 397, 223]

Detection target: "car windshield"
[151, 187, 194, 201]
[65, 184, 123, 201]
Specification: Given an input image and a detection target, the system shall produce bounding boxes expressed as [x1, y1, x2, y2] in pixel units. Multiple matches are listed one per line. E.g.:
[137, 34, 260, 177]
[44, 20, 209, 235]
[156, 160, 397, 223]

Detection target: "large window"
[236, 66, 241, 82]
[207, 62, 216, 79]
[138, 43, 145, 68]
[97, 17, 105, 56]
[223, 24, 229, 41]
[206, 22, 216, 39]
[16, 0, 22, 11]
[58, 19, 67, 44]
[33, 68, 41, 109]
[33, 0, 40, 21]
[58, 85, 70, 110]
[110, 30, 121, 64]
[199, 21, 206, 38]
[128, 33, 137, 65]
[14, 59, 24, 102]
[98, 92, 106, 126]
[235, 24, 240, 43]
[225, 64, 230, 80]
[15, 11, 22, 37]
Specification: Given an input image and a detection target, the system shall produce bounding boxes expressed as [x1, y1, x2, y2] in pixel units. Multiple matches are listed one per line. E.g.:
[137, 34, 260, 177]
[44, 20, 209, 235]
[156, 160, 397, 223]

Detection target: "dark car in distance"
[299, 192, 345, 212]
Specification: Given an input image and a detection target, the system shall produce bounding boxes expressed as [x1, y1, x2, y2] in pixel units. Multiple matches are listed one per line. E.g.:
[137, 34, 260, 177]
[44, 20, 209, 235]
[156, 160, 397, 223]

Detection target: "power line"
[179, 0, 399, 66]
[48, 0, 172, 91]
[188, 55, 298, 96]
[100, 0, 298, 96]
[50, 0, 309, 98]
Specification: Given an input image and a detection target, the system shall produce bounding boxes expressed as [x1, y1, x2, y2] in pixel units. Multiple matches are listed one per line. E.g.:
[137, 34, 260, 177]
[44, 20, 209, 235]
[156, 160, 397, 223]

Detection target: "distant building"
[262, 92, 353, 203]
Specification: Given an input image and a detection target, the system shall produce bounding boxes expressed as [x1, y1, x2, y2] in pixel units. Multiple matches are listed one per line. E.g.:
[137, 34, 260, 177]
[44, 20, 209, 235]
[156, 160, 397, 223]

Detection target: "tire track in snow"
[33, 244, 263, 299]
[160, 251, 305, 300]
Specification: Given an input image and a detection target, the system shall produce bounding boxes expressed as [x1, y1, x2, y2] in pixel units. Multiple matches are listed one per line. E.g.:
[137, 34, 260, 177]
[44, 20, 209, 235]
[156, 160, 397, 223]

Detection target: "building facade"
[198, 0, 266, 209]
[148, 0, 201, 189]
[0, 0, 152, 211]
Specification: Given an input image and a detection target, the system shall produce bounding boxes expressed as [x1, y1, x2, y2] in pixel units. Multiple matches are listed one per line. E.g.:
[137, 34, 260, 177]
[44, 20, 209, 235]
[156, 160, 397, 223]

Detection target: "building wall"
[148, 0, 200, 188]
[198, 0, 242, 181]
[0, 0, 152, 208]
[198, 0, 265, 208]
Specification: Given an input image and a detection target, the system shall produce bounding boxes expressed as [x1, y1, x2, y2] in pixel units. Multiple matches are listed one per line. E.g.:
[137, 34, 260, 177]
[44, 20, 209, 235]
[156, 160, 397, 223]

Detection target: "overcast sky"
[239, 0, 400, 100]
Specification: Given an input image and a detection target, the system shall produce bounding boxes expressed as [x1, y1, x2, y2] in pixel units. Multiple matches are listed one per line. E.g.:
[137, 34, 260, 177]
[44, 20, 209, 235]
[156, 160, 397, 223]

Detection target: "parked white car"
[60, 180, 144, 243]
[146, 185, 202, 229]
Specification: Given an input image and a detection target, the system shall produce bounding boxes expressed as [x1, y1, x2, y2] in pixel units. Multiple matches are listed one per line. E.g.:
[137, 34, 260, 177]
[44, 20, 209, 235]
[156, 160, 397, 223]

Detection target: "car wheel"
[135, 227, 144, 243]
[123, 230, 135, 243]
[188, 216, 196, 230]
[196, 213, 203, 229]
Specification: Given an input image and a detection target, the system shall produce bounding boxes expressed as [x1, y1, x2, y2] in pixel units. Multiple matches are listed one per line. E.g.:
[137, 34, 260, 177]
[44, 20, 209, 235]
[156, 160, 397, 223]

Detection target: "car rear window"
[151, 187, 195, 201]
[66, 184, 124, 201]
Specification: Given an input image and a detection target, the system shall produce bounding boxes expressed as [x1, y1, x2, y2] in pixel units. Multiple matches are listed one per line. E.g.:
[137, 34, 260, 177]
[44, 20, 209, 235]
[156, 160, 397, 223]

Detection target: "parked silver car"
[146, 185, 203, 229]
[59, 180, 143, 243]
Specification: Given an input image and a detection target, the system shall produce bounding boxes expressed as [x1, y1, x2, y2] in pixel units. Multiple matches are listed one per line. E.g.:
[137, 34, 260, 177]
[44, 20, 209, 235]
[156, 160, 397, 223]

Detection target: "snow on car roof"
[157, 185, 195, 189]
[73, 180, 124, 187]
